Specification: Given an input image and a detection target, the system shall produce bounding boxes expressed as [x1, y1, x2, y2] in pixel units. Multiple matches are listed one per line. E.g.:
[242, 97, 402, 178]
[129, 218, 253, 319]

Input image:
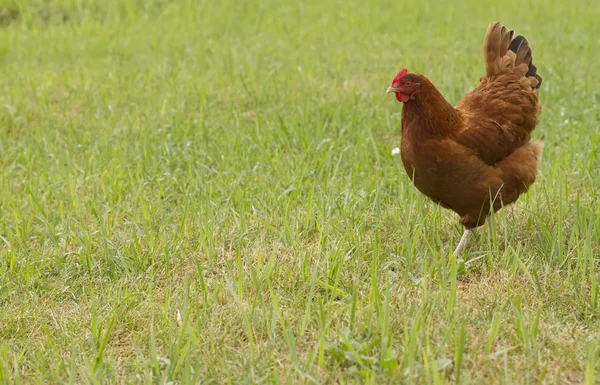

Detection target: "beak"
[386, 86, 401, 94]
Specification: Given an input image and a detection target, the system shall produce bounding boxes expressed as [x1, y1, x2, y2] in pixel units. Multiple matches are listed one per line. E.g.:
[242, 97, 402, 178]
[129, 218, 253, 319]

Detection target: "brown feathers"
[484, 22, 514, 76]
[395, 22, 543, 229]
[483, 23, 543, 89]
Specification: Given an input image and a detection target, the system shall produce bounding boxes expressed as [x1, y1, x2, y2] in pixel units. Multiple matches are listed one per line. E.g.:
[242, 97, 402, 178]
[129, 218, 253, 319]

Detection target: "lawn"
[1, 0, 599, 383]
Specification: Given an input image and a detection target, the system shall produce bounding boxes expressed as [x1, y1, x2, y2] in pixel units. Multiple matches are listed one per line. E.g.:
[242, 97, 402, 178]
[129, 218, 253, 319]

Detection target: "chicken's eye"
[405, 81, 411, 86]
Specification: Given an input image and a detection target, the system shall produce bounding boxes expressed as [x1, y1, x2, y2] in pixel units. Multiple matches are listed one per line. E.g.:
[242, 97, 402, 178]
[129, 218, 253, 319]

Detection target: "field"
[1, 0, 600, 383]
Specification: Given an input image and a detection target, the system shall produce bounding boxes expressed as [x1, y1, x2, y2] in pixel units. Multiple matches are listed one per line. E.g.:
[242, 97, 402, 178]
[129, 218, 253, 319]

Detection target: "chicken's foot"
[453, 229, 473, 256]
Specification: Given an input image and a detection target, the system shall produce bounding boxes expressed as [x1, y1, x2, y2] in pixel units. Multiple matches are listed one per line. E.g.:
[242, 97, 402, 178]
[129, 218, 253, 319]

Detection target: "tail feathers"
[483, 22, 542, 90]
[509, 35, 531, 67]
[483, 23, 513, 76]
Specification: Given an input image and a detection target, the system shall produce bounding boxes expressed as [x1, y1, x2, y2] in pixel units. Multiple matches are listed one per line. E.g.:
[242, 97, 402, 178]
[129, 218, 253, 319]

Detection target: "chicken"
[386, 22, 543, 255]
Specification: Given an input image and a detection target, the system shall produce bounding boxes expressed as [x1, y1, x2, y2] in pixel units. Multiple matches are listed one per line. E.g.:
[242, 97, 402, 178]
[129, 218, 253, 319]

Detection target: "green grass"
[0, 0, 599, 383]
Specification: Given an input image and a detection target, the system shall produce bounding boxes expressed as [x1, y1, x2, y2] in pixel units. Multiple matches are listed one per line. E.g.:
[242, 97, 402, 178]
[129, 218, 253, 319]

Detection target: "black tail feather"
[508, 34, 542, 89]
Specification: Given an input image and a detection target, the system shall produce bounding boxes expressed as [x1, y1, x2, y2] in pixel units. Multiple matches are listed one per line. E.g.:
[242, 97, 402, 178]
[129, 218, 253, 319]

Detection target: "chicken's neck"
[401, 82, 461, 139]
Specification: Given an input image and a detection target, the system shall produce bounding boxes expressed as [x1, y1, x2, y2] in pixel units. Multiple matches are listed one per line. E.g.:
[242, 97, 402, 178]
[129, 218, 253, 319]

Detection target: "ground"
[1, 0, 600, 384]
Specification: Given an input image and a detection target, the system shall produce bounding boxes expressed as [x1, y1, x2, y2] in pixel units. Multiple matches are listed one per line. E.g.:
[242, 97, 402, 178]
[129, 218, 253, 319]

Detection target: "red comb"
[392, 68, 408, 83]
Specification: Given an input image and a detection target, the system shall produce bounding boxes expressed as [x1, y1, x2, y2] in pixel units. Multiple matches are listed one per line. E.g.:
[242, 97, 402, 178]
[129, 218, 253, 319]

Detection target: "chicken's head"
[386, 69, 421, 103]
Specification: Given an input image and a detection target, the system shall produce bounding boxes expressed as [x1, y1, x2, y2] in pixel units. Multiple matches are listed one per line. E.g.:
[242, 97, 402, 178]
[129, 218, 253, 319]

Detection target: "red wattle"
[395, 93, 410, 103]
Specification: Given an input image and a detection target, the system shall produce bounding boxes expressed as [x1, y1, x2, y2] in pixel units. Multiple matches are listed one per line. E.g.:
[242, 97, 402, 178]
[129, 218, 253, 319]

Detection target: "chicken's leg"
[453, 229, 473, 256]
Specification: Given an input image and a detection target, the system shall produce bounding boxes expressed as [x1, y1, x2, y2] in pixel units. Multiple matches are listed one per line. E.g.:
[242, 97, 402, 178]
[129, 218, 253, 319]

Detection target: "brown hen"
[387, 22, 543, 255]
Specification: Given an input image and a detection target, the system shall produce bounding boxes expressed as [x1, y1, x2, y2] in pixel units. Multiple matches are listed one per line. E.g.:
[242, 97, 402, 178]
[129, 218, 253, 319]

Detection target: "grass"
[0, 0, 599, 383]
